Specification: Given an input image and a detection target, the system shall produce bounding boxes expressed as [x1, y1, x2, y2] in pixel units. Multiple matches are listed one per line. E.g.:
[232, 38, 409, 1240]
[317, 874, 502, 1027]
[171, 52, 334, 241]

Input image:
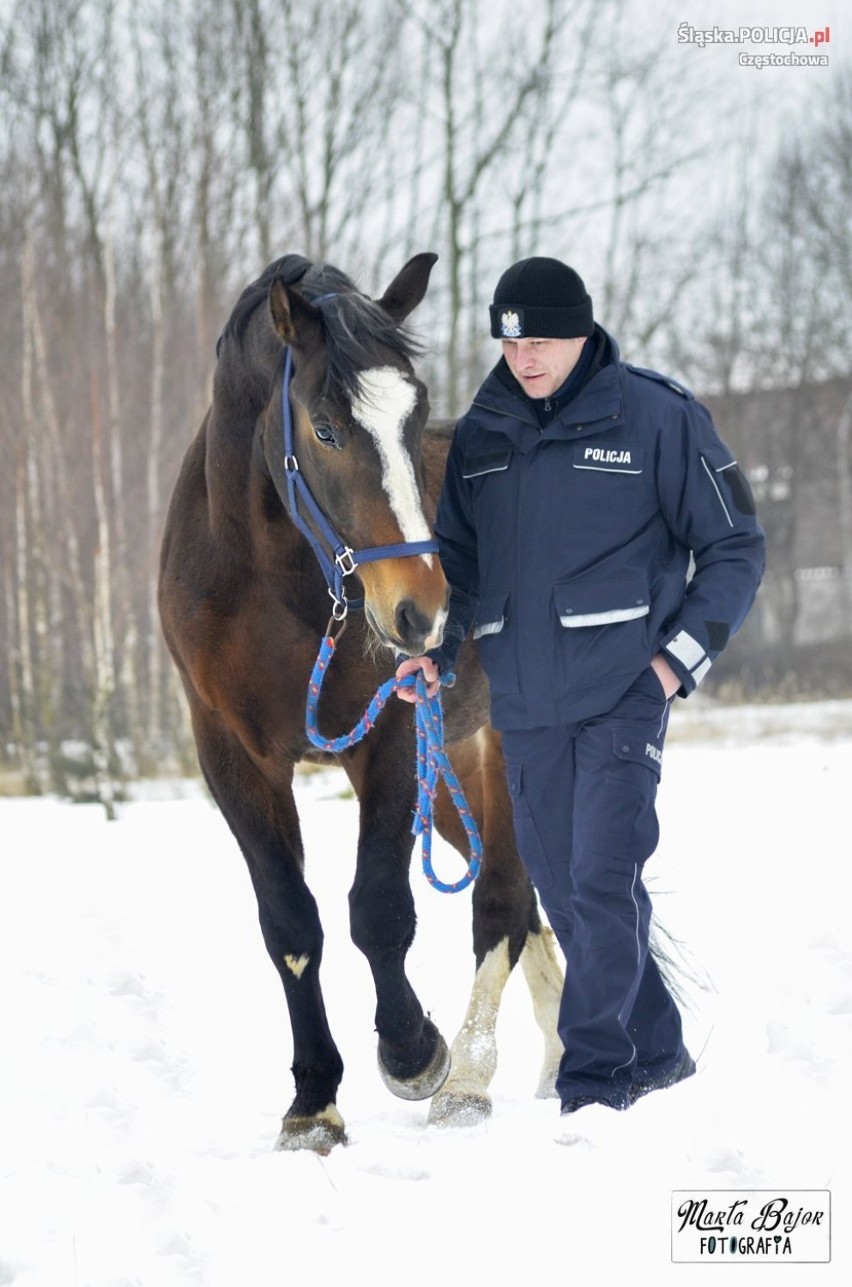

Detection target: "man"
[397, 257, 766, 1115]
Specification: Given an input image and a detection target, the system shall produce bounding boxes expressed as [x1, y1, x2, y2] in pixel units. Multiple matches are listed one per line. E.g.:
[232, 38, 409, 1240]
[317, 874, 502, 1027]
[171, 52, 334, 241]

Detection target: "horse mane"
[217, 254, 424, 400]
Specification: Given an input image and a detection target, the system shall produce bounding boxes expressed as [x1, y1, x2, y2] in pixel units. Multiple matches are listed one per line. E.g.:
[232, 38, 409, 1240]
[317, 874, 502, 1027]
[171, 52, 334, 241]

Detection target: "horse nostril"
[395, 599, 431, 648]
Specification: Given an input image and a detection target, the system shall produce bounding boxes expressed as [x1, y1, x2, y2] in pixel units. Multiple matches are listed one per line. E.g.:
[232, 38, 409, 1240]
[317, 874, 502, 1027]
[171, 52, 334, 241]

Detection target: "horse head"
[265, 254, 448, 656]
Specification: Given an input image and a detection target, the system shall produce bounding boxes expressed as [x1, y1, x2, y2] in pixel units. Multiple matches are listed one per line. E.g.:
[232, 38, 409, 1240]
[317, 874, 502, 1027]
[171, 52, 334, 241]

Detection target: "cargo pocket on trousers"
[611, 728, 664, 782]
[599, 732, 662, 862]
[504, 761, 555, 891]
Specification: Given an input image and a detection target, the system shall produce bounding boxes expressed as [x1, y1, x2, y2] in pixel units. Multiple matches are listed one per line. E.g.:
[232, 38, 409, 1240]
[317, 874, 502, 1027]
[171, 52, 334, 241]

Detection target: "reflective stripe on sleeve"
[701, 457, 734, 527]
[692, 657, 712, 685]
[665, 629, 706, 671]
[473, 619, 504, 639]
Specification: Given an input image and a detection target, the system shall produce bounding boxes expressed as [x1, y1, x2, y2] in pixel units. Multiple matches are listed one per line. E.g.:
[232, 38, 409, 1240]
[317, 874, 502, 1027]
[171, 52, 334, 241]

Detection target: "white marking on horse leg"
[350, 367, 434, 567]
[275, 1102, 346, 1153]
[284, 953, 310, 978]
[431, 938, 512, 1113]
[520, 926, 565, 1099]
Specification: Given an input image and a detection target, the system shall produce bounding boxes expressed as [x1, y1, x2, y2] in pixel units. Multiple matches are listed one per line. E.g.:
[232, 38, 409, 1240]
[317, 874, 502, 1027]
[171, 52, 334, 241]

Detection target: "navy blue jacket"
[430, 328, 766, 730]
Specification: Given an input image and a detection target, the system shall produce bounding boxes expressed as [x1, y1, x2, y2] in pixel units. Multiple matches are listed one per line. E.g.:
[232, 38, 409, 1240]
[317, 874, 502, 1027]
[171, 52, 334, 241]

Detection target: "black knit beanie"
[489, 257, 593, 339]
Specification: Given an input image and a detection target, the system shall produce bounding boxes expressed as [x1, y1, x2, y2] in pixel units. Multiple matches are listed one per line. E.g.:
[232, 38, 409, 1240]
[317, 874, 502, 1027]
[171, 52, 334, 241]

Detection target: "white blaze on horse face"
[350, 367, 434, 567]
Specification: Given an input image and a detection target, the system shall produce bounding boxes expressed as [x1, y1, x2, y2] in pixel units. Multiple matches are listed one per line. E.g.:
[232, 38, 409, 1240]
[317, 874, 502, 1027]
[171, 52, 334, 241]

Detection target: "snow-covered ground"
[1, 698, 850, 1286]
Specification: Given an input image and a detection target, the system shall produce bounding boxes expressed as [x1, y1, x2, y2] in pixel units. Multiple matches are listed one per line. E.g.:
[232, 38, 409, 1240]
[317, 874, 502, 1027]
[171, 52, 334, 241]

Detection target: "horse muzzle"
[362, 567, 449, 656]
[397, 597, 448, 655]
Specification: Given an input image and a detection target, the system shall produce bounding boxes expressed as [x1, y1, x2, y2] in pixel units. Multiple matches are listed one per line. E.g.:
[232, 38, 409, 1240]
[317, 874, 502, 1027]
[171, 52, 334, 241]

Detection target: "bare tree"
[3, 0, 851, 784]
[668, 71, 852, 648]
[773, 72, 852, 634]
[267, 0, 405, 263]
[399, 0, 599, 409]
[89, 374, 119, 818]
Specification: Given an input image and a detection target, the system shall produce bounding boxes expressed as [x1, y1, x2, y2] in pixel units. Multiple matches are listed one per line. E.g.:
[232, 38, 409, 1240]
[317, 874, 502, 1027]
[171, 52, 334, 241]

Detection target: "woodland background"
[1, 0, 850, 807]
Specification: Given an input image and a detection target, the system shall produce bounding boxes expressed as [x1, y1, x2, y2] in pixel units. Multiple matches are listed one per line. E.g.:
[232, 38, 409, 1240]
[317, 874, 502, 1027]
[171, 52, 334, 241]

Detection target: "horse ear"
[376, 252, 438, 324]
[268, 278, 322, 347]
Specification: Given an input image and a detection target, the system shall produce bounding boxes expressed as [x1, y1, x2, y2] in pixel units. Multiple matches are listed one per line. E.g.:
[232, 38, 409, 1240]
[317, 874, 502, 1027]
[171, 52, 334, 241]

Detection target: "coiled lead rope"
[305, 631, 481, 893]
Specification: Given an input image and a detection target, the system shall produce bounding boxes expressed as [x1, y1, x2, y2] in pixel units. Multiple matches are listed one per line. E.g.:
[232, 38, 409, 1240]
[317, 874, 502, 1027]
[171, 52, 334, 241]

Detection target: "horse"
[158, 252, 564, 1153]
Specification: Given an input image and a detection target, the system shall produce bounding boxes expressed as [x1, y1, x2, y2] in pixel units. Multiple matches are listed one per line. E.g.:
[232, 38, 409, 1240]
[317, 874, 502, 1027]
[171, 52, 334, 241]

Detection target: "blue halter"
[280, 337, 439, 618]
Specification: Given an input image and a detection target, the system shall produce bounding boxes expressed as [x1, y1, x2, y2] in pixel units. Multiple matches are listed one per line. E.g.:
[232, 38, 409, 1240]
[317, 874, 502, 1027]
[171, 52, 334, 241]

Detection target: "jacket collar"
[470, 325, 624, 451]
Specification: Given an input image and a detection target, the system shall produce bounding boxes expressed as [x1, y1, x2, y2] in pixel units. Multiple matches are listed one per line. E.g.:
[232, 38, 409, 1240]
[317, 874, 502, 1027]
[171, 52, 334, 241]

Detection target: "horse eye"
[313, 422, 339, 448]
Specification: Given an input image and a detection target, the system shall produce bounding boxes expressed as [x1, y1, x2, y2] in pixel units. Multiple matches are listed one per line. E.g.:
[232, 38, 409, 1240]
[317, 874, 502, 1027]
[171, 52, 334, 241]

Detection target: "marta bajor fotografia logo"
[671, 1191, 831, 1263]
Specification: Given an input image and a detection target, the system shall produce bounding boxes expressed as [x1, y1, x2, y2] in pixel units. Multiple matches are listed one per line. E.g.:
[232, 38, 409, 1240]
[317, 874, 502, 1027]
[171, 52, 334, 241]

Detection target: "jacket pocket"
[462, 449, 512, 479]
[472, 592, 519, 694]
[567, 443, 645, 531]
[472, 592, 508, 639]
[553, 569, 650, 628]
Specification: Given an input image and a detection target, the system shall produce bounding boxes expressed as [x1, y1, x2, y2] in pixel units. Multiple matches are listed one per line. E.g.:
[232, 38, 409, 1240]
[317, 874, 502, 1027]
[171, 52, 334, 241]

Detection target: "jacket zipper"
[471, 397, 611, 435]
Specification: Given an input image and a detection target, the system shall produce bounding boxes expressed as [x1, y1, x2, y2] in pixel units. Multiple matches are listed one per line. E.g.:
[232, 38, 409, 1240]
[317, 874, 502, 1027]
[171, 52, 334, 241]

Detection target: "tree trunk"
[146, 233, 166, 759]
[90, 373, 119, 821]
[836, 389, 852, 632]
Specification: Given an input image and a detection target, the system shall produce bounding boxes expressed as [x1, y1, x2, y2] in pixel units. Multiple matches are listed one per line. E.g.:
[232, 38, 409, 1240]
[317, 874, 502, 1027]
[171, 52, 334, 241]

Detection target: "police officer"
[397, 257, 766, 1114]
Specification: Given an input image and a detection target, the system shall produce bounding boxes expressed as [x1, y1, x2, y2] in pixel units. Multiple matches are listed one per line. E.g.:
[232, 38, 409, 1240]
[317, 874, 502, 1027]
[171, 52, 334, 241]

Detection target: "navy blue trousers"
[501, 667, 687, 1108]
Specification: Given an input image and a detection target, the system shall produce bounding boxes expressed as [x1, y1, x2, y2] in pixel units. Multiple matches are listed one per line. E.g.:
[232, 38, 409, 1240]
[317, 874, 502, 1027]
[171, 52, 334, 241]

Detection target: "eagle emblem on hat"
[500, 309, 522, 338]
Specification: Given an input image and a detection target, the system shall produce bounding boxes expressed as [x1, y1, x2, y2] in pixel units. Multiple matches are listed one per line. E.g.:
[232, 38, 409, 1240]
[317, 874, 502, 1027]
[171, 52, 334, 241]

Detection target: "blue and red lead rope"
[305, 634, 482, 894]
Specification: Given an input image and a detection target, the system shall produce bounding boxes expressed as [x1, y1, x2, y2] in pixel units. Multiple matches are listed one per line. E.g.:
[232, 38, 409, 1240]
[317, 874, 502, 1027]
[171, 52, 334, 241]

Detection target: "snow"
[1, 698, 850, 1286]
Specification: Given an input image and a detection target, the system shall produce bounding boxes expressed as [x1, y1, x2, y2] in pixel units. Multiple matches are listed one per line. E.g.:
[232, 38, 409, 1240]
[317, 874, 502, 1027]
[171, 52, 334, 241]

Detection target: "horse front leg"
[428, 726, 564, 1127]
[342, 731, 450, 1103]
[193, 712, 347, 1154]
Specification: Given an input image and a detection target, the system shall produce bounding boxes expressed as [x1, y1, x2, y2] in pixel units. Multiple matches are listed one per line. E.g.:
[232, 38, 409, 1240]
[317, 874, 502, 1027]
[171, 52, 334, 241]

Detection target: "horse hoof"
[427, 1088, 492, 1128]
[378, 1032, 451, 1101]
[274, 1104, 348, 1155]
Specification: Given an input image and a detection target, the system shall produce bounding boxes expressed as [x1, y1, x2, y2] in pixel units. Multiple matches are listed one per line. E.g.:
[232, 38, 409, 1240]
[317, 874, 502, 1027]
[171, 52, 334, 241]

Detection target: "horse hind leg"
[427, 726, 564, 1127]
[428, 919, 563, 1126]
[427, 933, 512, 1127]
[519, 920, 563, 1099]
[426, 729, 516, 1128]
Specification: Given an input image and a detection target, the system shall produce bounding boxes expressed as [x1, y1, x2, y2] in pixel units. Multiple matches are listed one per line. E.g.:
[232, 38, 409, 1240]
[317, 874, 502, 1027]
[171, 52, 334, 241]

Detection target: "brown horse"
[159, 252, 563, 1152]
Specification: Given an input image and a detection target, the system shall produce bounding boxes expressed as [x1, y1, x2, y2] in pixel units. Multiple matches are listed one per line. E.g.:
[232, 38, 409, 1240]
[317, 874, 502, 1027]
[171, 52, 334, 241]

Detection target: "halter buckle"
[335, 548, 358, 577]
